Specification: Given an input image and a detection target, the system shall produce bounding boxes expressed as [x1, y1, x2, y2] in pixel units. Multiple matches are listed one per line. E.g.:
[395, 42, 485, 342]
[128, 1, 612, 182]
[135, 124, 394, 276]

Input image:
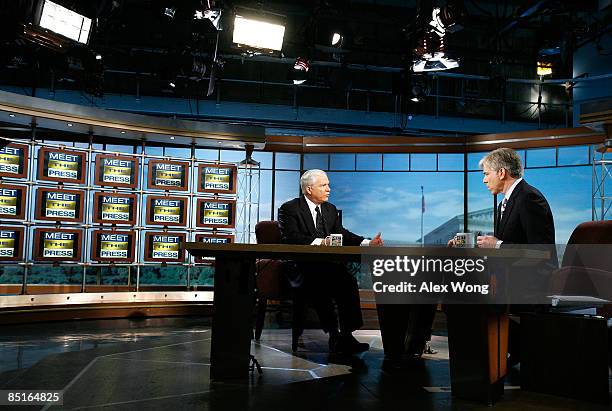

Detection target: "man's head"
[479, 148, 523, 195]
[300, 169, 330, 204]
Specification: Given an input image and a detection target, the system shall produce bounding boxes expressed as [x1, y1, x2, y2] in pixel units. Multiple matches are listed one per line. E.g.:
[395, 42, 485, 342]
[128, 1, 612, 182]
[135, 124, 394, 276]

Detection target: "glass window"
[273, 171, 301, 218]
[195, 148, 219, 161]
[558, 145, 589, 166]
[356, 154, 382, 171]
[330, 154, 355, 170]
[275, 153, 300, 170]
[144, 146, 164, 156]
[327, 171, 463, 246]
[410, 153, 436, 171]
[252, 151, 273, 169]
[383, 154, 409, 171]
[165, 147, 191, 158]
[438, 153, 464, 171]
[524, 166, 591, 244]
[304, 154, 329, 170]
[259, 170, 273, 221]
[526, 148, 555, 168]
[467, 152, 486, 171]
[105, 144, 134, 154]
[220, 149, 246, 163]
[467, 171, 494, 235]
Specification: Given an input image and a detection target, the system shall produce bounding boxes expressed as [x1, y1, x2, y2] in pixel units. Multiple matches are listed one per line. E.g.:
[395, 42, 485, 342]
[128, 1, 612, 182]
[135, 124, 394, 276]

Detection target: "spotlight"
[95, 53, 102, 60]
[164, 7, 176, 19]
[410, 82, 428, 103]
[413, 52, 459, 72]
[291, 57, 310, 85]
[169, 81, 176, 88]
[331, 32, 344, 47]
[37, 0, 92, 44]
[232, 13, 286, 53]
[536, 61, 552, 76]
[9, 114, 15, 118]
[194, 1, 223, 31]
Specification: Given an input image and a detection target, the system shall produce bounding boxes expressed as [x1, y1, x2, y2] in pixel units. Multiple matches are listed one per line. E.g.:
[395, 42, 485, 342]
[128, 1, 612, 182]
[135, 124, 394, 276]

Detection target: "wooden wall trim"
[265, 127, 605, 153]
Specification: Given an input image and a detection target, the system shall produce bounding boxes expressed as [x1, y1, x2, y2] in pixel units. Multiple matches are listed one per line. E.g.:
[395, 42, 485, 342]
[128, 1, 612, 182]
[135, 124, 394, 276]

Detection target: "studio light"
[194, 1, 223, 30]
[36, 0, 92, 44]
[331, 32, 344, 47]
[232, 13, 285, 53]
[413, 52, 459, 72]
[291, 57, 310, 85]
[536, 61, 552, 76]
[164, 7, 177, 19]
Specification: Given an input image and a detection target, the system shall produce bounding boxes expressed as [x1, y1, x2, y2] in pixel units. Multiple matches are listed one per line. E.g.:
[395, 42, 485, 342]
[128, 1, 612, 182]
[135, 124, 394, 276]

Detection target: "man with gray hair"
[475, 147, 556, 367]
[278, 169, 383, 354]
[476, 147, 555, 248]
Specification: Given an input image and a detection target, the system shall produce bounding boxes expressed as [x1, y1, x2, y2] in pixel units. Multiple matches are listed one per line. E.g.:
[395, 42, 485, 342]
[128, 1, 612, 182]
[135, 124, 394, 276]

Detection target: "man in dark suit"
[475, 147, 556, 365]
[278, 169, 383, 354]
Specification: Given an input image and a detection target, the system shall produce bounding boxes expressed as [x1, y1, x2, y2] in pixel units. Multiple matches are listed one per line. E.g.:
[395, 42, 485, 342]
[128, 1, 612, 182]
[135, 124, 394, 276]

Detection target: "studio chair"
[521, 220, 612, 405]
[254, 221, 305, 352]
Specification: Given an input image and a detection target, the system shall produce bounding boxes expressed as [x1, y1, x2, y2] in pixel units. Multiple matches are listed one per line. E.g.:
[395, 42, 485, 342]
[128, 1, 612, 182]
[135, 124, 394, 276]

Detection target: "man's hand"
[477, 235, 499, 248]
[370, 232, 384, 246]
[447, 238, 456, 247]
[320, 237, 331, 246]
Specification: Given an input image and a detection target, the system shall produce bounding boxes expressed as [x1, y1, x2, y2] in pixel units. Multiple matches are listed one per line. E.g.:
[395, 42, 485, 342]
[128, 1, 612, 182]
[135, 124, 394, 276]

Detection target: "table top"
[185, 242, 550, 262]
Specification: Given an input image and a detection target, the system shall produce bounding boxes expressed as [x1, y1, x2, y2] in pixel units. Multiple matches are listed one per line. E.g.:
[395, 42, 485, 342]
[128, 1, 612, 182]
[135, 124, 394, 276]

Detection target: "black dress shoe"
[332, 334, 369, 354]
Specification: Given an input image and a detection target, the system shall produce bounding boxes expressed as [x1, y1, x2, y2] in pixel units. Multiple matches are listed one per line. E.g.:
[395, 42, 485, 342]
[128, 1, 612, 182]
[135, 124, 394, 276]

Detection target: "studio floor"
[0, 317, 610, 410]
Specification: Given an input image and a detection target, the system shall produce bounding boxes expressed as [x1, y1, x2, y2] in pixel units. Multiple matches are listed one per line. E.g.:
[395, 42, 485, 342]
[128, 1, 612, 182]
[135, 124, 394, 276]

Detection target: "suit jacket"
[495, 180, 557, 300]
[278, 196, 364, 246]
[495, 179, 555, 246]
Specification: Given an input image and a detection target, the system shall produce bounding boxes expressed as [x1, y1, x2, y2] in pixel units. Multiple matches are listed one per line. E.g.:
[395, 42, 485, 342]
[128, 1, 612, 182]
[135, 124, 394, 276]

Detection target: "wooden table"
[185, 243, 548, 404]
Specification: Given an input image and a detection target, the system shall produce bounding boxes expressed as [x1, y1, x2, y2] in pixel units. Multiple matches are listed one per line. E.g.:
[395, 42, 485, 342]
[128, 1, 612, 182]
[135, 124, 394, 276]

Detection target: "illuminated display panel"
[92, 192, 138, 225]
[0, 184, 27, 220]
[147, 160, 189, 191]
[193, 233, 234, 263]
[196, 199, 236, 229]
[197, 163, 238, 194]
[146, 195, 188, 226]
[35, 187, 85, 223]
[0, 142, 29, 179]
[0, 226, 25, 261]
[33, 228, 82, 261]
[143, 231, 186, 262]
[91, 230, 135, 262]
[94, 154, 139, 188]
[38, 147, 87, 184]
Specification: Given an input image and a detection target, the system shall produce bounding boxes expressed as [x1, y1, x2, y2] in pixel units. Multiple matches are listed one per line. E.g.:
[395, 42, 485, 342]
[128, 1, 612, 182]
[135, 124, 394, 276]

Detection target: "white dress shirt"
[304, 196, 370, 246]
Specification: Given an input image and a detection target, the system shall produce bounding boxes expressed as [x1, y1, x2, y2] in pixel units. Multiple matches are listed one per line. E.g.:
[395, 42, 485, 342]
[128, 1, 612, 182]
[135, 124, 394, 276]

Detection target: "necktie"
[315, 206, 325, 237]
[500, 198, 508, 217]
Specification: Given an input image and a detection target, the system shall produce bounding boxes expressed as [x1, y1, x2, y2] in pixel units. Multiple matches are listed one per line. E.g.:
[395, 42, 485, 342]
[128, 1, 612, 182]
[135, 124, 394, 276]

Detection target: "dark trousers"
[301, 262, 363, 334]
[376, 304, 437, 359]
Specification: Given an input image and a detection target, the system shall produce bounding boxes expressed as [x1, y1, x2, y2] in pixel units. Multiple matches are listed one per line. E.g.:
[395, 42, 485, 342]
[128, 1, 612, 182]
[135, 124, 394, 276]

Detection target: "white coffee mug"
[454, 232, 475, 248]
[329, 233, 343, 246]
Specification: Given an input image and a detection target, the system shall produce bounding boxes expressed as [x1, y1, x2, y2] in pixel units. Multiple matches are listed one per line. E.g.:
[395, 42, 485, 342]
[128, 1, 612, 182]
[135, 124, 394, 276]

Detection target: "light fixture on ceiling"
[36, 0, 92, 44]
[413, 51, 459, 72]
[67, 123, 73, 127]
[170, 136, 175, 140]
[95, 53, 102, 60]
[331, 32, 344, 47]
[164, 7, 177, 19]
[291, 57, 310, 85]
[8, 114, 15, 118]
[194, 1, 223, 30]
[232, 12, 286, 54]
[536, 61, 552, 77]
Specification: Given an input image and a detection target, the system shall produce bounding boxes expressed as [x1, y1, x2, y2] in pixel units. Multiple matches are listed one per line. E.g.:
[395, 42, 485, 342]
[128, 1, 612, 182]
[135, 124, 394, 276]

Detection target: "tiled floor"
[0, 317, 609, 410]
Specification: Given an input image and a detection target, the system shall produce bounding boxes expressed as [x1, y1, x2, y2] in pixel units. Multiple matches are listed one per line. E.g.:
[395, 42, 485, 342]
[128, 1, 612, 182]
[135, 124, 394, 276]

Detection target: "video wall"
[0, 140, 239, 272]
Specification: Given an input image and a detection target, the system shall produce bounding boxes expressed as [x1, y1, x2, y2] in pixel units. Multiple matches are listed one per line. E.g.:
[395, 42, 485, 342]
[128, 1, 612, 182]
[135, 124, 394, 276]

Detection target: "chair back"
[255, 220, 282, 244]
[561, 220, 612, 270]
